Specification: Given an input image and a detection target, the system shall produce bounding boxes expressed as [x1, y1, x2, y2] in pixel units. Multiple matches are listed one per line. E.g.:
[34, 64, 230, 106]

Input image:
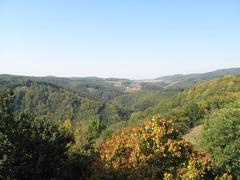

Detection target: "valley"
[1, 67, 240, 179]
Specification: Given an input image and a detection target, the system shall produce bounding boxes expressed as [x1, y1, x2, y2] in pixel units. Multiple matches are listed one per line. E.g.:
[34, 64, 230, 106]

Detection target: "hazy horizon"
[1, 66, 240, 80]
[1, 0, 240, 79]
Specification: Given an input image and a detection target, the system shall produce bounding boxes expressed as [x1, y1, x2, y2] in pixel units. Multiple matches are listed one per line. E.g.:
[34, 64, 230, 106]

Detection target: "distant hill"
[127, 75, 240, 130]
[155, 68, 240, 89]
[156, 67, 240, 87]
[0, 74, 126, 101]
[1, 67, 240, 96]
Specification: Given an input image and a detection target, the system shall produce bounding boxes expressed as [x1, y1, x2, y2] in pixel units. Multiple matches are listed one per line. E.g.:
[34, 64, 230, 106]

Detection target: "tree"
[184, 102, 205, 128]
[94, 115, 214, 179]
[0, 92, 74, 180]
[201, 100, 240, 177]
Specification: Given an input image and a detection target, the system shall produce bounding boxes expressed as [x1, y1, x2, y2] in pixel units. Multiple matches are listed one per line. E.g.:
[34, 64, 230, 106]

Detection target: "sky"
[0, 0, 240, 79]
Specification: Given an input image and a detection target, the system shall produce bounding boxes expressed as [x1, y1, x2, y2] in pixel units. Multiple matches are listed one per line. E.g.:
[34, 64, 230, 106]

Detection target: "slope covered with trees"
[1, 70, 240, 179]
[0, 78, 132, 145]
[126, 75, 240, 132]
[201, 100, 240, 177]
[0, 94, 233, 179]
[156, 67, 240, 89]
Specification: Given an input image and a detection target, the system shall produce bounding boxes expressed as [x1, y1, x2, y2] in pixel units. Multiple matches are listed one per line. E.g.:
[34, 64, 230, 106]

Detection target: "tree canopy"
[0, 92, 74, 180]
[201, 100, 240, 177]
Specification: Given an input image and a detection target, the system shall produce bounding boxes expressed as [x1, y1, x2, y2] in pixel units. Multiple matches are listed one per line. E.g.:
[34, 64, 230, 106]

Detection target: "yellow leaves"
[180, 152, 213, 179]
[164, 172, 174, 180]
[215, 173, 233, 180]
[94, 115, 217, 178]
[228, 92, 240, 98]
[63, 119, 72, 129]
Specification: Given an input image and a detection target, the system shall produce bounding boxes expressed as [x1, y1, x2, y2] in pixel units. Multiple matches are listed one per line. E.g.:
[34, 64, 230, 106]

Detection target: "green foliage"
[0, 92, 74, 180]
[201, 100, 240, 177]
[0, 79, 132, 144]
[86, 119, 105, 143]
[127, 76, 240, 133]
[11, 81, 103, 122]
[112, 90, 178, 112]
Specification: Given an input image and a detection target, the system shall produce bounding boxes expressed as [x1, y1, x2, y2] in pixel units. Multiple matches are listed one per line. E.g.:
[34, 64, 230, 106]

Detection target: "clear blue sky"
[0, 0, 240, 79]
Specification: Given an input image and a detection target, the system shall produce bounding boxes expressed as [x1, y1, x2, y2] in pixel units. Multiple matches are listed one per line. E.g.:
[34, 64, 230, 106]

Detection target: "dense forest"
[1, 68, 240, 179]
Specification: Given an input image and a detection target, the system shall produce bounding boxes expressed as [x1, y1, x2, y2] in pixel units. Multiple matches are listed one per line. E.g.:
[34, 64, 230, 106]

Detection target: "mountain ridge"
[1, 67, 240, 81]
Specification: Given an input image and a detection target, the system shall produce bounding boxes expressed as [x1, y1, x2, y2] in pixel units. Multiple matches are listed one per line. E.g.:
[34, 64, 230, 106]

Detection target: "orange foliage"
[93, 115, 214, 179]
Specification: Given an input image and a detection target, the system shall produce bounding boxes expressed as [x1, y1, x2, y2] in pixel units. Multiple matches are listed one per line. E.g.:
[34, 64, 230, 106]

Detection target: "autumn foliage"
[93, 115, 215, 179]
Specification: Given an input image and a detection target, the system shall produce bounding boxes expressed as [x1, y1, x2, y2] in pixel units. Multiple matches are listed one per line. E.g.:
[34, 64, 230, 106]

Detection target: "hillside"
[1, 68, 240, 134]
[0, 75, 124, 101]
[1, 71, 240, 179]
[156, 67, 240, 89]
[0, 78, 134, 144]
[126, 75, 240, 131]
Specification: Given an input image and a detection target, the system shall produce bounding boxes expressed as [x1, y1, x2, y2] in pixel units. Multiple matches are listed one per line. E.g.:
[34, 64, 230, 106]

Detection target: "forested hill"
[1, 67, 240, 126]
[155, 67, 240, 89]
[125, 75, 240, 132]
[0, 78, 132, 133]
[2, 71, 240, 179]
[0, 74, 125, 101]
[1, 67, 240, 94]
